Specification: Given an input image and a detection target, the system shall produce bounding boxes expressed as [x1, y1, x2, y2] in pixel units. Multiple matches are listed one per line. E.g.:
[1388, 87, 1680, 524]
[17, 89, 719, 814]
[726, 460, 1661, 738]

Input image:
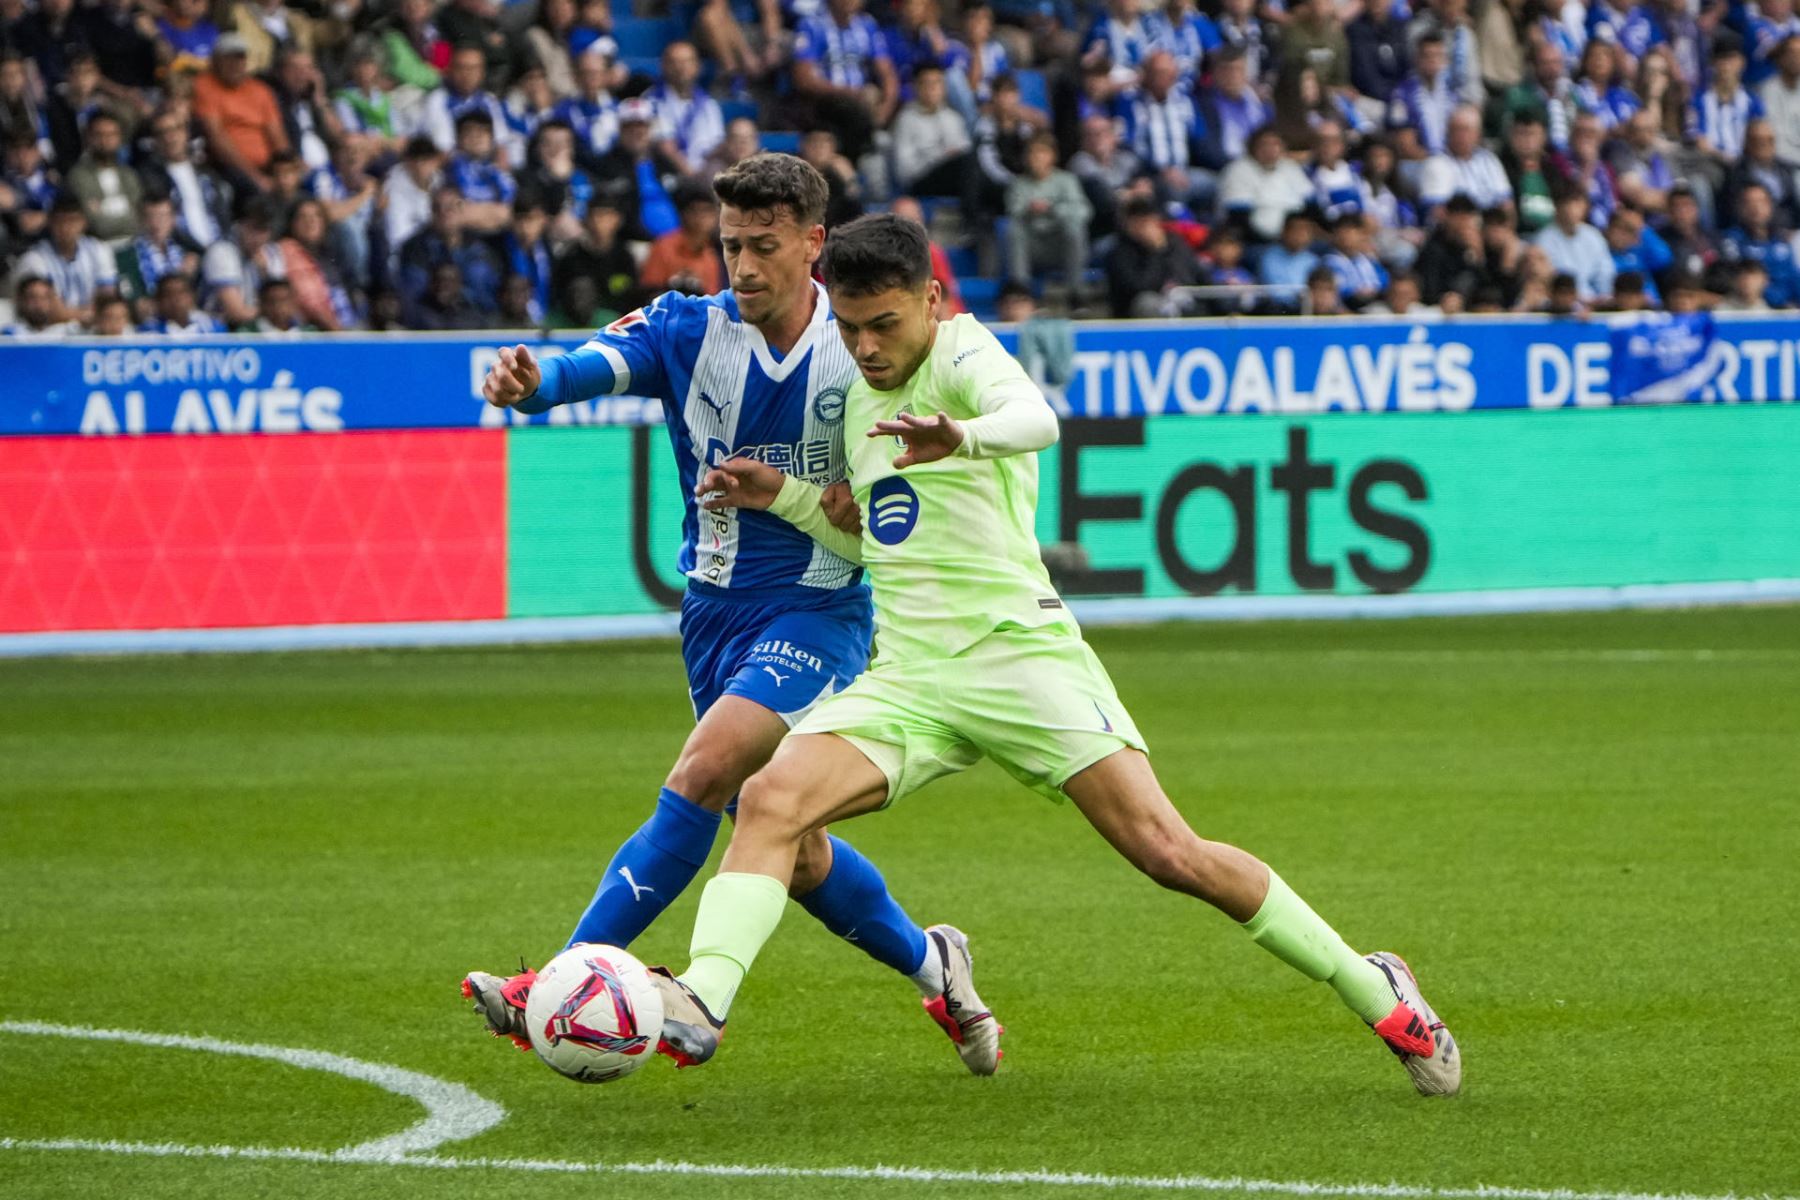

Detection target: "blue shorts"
[679, 585, 874, 726]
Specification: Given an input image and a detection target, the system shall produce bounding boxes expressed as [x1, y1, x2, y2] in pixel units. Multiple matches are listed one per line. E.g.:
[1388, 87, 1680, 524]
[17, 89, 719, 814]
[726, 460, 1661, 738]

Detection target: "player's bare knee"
[665, 748, 748, 812]
[789, 829, 832, 895]
[735, 770, 813, 843]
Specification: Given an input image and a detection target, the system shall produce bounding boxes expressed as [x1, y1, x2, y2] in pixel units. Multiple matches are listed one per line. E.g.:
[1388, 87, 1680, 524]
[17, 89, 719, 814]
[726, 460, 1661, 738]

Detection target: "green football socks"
[1243, 870, 1396, 1026]
[679, 872, 790, 1019]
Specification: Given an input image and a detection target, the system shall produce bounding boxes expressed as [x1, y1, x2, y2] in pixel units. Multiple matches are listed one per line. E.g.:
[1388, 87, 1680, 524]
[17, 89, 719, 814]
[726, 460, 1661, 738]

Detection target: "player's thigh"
[665, 694, 792, 811]
[949, 628, 1148, 804]
[718, 600, 873, 727]
[732, 734, 892, 843]
[788, 663, 981, 805]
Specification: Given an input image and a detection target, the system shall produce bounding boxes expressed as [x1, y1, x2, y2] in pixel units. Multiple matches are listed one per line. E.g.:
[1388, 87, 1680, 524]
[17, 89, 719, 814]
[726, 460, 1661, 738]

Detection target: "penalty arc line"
[1, 1138, 1795, 1200]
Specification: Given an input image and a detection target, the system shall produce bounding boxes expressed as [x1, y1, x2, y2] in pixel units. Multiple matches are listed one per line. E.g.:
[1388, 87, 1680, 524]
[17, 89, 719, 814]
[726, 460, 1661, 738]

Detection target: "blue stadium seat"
[1013, 68, 1048, 113]
[613, 16, 686, 59]
[945, 243, 979, 277]
[959, 275, 1000, 317]
[761, 130, 802, 153]
[622, 54, 662, 79]
[720, 99, 758, 124]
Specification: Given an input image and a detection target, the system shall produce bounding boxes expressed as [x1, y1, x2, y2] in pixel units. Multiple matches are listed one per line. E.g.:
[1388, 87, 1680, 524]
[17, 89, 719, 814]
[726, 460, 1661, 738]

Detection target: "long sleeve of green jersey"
[767, 475, 866, 564]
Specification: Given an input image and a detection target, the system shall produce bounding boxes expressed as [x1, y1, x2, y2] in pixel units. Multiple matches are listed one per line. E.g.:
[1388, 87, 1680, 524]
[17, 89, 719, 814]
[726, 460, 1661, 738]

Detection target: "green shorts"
[789, 623, 1148, 804]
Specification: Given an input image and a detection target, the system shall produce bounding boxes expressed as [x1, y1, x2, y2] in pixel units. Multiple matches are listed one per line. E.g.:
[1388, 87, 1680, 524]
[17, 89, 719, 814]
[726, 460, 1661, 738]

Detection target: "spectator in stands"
[1196, 46, 1271, 169]
[333, 40, 402, 158]
[691, 0, 764, 87]
[1689, 41, 1760, 168]
[192, 34, 289, 194]
[973, 74, 1049, 214]
[1414, 191, 1486, 303]
[412, 259, 488, 329]
[2, 131, 55, 250]
[1259, 209, 1321, 308]
[203, 198, 285, 328]
[1659, 182, 1718, 283]
[1005, 132, 1093, 294]
[264, 150, 309, 231]
[252, 277, 309, 331]
[790, 0, 898, 161]
[1082, 0, 1155, 92]
[798, 128, 864, 228]
[1214, 0, 1270, 82]
[400, 185, 501, 323]
[13, 193, 117, 323]
[1554, 113, 1618, 228]
[47, 53, 124, 175]
[1104, 193, 1201, 317]
[1306, 264, 1343, 314]
[62, 112, 140, 244]
[493, 271, 535, 328]
[593, 99, 681, 242]
[1534, 183, 1615, 300]
[13, 0, 84, 91]
[550, 186, 638, 326]
[1346, 0, 1410, 106]
[1747, 0, 1800, 86]
[1498, 110, 1554, 232]
[382, 0, 449, 94]
[1355, 135, 1421, 260]
[382, 135, 442, 279]
[647, 42, 725, 178]
[157, 0, 222, 74]
[1482, 205, 1529, 304]
[703, 118, 761, 178]
[1762, 36, 1800, 164]
[139, 272, 222, 334]
[117, 192, 198, 316]
[1723, 119, 1800, 228]
[1411, 0, 1484, 106]
[3, 274, 74, 336]
[1718, 260, 1772, 312]
[1127, 49, 1214, 214]
[892, 62, 974, 200]
[1573, 40, 1639, 133]
[139, 107, 227, 249]
[1071, 112, 1149, 239]
[951, 2, 1010, 112]
[884, 0, 958, 96]
[311, 138, 378, 290]
[1387, 32, 1455, 163]
[1419, 103, 1512, 217]
[1608, 106, 1675, 216]
[1635, 44, 1690, 143]
[78, 0, 160, 94]
[522, 120, 592, 240]
[228, 0, 322, 78]
[497, 196, 552, 324]
[1323, 212, 1386, 309]
[1306, 118, 1360, 223]
[1605, 206, 1672, 302]
[1505, 40, 1577, 152]
[446, 109, 515, 234]
[886, 195, 966, 316]
[1365, 269, 1437, 316]
[550, 47, 618, 166]
[1510, 243, 1555, 312]
[640, 181, 723, 296]
[88, 292, 131, 335]
[281, 197, 355, 329]
[1283, 0, 1353, 94]
[0, 54, 45, 156]
[1219, 125, 1312, 241]
[1198, 225, 1254, 314]
[523, 0, 580, 97]
[1721, 182, 1800, 307]
[1149, 0, 1222, 77]
[424, 46, 517, 166]
[438, 0, 522, 90]
[1273, 62, 1371, 149]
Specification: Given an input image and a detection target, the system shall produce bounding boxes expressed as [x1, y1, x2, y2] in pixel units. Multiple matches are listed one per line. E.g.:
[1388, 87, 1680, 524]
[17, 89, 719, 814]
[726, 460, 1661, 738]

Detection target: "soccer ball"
[523, 944, 665, 1084]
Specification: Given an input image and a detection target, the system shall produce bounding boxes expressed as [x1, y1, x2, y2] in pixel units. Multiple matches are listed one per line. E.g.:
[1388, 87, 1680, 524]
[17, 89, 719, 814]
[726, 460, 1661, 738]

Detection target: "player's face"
[720, 203, 824, 327]
[831, 281, 942, 392]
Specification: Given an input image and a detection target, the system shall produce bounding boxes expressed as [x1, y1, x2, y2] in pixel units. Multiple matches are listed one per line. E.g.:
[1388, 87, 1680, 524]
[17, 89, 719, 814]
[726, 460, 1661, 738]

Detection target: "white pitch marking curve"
[0, 1019, 504, 1159]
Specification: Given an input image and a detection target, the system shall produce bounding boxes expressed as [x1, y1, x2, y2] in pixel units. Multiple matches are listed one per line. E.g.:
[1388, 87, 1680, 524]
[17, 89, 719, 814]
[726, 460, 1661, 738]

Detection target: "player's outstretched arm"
[869, 390, 1058, 469]
[696, 458, 865, 564]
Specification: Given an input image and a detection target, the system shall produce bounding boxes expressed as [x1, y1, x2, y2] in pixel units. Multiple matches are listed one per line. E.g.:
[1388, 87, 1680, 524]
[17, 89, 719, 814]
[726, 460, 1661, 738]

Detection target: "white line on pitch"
[1164, 650, 1800, 663]
[0, 1020, 503, 1158]
[0, 1137, 1792, 1200]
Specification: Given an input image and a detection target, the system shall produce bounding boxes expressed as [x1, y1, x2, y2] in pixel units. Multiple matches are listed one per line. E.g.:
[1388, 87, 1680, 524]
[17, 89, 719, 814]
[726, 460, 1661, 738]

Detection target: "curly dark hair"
[711, 152, 828, 228]
[818, 213, 932, 298]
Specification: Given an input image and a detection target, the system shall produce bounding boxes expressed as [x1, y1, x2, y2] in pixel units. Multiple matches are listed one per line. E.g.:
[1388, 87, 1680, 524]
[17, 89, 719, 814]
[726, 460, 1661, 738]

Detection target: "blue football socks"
[565, 787, 720, 949]
[796, 835, 930, 978]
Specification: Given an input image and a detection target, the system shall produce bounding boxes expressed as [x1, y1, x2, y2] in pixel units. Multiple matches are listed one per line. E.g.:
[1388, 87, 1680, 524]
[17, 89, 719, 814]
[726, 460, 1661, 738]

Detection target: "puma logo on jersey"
[761, 665, 790, 685]
[698, 391, 730, 419]
[618, 867, 655, 901]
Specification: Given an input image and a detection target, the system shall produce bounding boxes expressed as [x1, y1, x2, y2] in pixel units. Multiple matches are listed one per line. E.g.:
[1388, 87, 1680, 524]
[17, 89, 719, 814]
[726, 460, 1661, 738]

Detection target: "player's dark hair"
[712, 152, 828, 228]
[819, 213, 932, 297]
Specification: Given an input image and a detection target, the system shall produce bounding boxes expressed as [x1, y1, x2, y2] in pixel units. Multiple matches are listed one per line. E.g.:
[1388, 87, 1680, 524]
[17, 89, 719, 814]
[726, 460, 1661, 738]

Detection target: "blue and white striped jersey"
[520, 284, 864, 598]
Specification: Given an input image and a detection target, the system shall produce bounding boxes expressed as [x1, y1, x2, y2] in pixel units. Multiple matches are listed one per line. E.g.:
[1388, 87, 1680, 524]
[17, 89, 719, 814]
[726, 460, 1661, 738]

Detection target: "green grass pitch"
[3, 607, 1798, 1200]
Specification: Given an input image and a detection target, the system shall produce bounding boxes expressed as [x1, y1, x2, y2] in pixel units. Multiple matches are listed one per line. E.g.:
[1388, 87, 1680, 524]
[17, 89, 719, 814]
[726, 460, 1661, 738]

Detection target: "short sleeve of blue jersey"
[793, 17, 824, 63]
[518, 291, 697, 413]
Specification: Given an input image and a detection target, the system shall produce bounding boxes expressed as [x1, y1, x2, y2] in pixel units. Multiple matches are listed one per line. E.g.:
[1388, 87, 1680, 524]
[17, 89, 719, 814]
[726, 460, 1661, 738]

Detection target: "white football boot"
[920, 924, 1005, 1076]
[1366, 951, 1461, 1096]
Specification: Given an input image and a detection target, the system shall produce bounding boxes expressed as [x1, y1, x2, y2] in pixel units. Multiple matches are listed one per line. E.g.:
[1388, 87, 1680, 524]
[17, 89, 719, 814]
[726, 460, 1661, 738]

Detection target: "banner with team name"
[5, 314, 1798, 438]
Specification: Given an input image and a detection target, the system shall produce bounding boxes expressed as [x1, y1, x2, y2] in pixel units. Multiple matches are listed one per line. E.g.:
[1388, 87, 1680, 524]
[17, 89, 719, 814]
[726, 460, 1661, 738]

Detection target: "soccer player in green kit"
[645, 213, 1462, 1096]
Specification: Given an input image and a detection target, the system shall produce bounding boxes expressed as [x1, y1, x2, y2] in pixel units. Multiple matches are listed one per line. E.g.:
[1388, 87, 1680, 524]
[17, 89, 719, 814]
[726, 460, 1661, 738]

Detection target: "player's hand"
[483, 344, 541, 408]
[820, 481, 862, 534]
[868, 410, 964, 469]
[697, 456, 785, 511]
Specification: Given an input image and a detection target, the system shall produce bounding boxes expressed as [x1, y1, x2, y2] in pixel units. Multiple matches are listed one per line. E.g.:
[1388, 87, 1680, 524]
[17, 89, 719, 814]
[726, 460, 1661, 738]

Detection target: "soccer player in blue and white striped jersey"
[461, 154, 1002, 1075]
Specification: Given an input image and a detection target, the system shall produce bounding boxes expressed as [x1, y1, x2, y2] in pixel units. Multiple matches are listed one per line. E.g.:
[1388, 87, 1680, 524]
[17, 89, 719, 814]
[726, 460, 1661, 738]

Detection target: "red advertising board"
[0, 430, 507, 632]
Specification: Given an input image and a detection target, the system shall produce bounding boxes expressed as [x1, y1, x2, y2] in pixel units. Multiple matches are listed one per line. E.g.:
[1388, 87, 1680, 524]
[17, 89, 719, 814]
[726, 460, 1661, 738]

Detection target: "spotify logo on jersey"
[869, 477, 920, 545]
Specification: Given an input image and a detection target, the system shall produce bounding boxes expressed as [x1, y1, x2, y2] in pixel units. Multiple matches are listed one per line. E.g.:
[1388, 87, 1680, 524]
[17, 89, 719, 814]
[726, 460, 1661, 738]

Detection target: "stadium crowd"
[2, 0, 1799, 334]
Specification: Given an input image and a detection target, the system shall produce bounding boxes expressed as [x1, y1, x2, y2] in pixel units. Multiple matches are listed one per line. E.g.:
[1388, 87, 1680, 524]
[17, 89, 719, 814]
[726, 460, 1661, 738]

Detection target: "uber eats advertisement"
[505, 404, 1800, 618]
